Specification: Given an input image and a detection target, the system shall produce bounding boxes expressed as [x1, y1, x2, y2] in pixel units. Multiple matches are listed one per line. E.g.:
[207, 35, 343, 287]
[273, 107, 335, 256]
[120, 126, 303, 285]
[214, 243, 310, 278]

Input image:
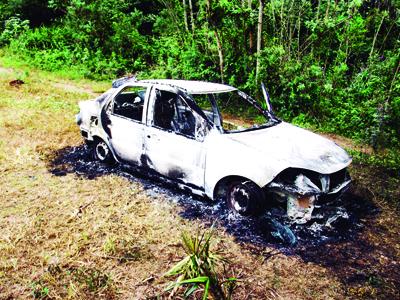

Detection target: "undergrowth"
[347, 148, 400, 176]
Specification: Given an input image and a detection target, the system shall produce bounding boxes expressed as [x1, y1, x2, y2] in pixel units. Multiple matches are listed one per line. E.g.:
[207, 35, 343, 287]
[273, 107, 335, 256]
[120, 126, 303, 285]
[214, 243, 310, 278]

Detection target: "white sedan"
[76, 77, 351, 223]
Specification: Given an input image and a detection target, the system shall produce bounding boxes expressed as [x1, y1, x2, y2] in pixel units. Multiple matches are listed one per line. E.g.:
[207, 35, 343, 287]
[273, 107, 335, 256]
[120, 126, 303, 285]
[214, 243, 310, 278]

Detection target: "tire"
[226, 180, 266, 216]
[93, 139, 115, 164]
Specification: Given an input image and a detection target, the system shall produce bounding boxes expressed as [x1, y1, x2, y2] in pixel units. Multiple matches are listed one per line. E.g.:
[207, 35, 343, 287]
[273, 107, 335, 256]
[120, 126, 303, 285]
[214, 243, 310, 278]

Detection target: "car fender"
[78, 99, 100, 132]
[78, 98, 120, 162]
[203, 130, 278, 199]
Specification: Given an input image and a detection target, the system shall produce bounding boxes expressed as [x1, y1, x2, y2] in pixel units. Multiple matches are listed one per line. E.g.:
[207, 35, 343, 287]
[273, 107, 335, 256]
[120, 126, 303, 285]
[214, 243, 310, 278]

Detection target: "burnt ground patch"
[47, 145, 377, 247]
[49, 145, 117, 179]
[48, 145, 400, 298]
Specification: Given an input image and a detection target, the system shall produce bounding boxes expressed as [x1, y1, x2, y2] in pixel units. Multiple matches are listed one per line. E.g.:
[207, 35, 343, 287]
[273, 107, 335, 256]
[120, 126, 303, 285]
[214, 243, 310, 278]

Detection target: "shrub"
[164, 227, 238, 300]
[0, 16, 29, 46]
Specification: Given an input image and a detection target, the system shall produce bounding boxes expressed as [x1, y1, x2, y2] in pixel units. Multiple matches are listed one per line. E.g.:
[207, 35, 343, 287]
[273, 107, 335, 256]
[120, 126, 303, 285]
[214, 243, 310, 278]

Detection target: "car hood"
[227, 122, 351, 174]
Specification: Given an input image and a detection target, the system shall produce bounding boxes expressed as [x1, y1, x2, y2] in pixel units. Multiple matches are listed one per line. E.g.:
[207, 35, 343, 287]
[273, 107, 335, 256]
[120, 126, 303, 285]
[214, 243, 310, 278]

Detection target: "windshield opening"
[191, 90, 279, 133]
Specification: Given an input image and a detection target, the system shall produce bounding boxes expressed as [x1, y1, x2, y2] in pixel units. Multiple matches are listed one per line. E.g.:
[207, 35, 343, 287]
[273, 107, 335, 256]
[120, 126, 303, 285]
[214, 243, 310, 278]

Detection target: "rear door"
[143, 86, 209, 188]
[106, 85, 149, 163]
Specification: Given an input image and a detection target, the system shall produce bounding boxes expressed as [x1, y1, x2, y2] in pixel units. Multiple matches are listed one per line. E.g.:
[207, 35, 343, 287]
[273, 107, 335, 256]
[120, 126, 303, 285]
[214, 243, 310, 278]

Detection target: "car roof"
[138, 79, 237, 94]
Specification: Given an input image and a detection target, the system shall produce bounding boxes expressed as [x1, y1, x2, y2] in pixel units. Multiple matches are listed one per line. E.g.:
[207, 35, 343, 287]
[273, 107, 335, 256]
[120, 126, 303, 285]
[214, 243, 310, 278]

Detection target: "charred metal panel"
[204, 128, 273, 199]
[108, 115, 145, 163]
[227, 122, 351, 175]
[142, 85, 208, 187]
[143, 125, 206, 187]
[77, 100, 100, 133]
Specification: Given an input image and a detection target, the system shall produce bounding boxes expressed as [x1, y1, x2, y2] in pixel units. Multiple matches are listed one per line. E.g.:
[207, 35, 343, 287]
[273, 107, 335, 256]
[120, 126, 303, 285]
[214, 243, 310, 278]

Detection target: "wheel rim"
[95, 142, 109, 161]
[229, 184, 251, 213]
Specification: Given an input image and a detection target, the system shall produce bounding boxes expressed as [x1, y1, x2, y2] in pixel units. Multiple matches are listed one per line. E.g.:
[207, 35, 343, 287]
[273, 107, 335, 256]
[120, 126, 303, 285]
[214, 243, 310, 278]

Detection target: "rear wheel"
[226, 181, 266, 216]
[93, 139, 115, 164]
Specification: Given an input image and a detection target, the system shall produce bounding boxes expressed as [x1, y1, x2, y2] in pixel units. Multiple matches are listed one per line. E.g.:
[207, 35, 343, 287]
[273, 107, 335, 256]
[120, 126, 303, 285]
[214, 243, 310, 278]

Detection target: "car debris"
[76, 78, 351, 224]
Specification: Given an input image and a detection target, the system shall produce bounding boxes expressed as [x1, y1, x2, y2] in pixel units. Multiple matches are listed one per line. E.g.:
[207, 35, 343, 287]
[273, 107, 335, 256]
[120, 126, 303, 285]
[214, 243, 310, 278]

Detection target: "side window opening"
[174, 97, 197, 136]
[153, 90, 177, 130]
[153, 89, 208, 139]
[112, 86, 146, 122]
[191, 93, 221, 129]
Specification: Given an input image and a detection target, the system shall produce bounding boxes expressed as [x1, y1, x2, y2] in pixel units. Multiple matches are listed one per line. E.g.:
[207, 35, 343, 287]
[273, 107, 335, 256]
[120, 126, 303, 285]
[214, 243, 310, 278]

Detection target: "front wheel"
[226, 181, 266, 216]
[93, 139, 115, 164]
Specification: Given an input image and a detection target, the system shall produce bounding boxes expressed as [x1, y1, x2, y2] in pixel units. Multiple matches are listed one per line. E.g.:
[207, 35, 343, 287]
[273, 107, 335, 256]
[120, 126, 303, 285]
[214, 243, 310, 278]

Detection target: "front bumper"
[266, 168, 351, 224]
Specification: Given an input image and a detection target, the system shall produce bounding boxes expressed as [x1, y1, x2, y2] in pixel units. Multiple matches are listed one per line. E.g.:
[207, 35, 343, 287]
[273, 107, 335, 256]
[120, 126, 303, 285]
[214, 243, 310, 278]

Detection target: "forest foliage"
[1, 0, 399, 150]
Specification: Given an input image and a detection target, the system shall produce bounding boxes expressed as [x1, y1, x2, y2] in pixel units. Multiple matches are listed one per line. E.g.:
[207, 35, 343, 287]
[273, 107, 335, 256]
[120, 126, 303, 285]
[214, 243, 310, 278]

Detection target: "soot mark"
[167, 168, 186, 180]
[48, 145, 399, 295]
[50, 145, 117, 179]
[140, 154, 152, 169]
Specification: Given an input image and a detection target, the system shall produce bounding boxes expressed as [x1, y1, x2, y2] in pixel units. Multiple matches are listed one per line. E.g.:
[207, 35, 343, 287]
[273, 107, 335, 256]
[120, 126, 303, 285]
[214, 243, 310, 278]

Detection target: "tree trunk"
[316, 0, 321, 23]
[297, 2, 302, 61]
[256, 0, 263, 82]
[188, 0, 195, 33]
[183, 0, 188, 31]
[324, 0, 331, 20]
[214, 30, 224, 83]
[248, 0, 253, 52]
[280, 1, 284, 47]
[369, 13, 386, 59]
[206, 0, 224, 83]
[311, 0, 321, 55]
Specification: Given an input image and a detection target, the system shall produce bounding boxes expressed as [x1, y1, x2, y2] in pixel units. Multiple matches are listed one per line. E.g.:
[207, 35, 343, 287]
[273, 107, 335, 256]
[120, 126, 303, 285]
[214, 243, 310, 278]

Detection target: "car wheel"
[93, 139, 115, 164]
[226, 181, 265, 216]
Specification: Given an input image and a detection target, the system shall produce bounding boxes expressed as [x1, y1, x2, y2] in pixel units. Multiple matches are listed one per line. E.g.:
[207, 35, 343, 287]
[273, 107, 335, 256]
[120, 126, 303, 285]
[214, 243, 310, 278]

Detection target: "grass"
[0, 53, 399, 299]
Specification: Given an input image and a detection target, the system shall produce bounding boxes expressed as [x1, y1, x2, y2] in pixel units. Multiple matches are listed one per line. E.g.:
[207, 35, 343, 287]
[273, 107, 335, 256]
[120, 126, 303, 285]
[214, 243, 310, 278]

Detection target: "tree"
[256, 0, 263, 82]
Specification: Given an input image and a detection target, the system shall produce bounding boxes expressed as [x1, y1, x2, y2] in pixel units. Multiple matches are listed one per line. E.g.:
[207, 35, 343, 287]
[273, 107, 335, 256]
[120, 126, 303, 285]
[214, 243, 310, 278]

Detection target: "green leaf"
[184, 284, 199, 297]
[164, 256, 190, 276]
[179, 276, 210, 300]
[179, 276, 209, 284]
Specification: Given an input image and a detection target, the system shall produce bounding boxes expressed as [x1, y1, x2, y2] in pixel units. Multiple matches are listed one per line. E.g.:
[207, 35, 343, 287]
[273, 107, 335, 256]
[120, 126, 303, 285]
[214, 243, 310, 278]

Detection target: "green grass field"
[0, 55, 399, 299]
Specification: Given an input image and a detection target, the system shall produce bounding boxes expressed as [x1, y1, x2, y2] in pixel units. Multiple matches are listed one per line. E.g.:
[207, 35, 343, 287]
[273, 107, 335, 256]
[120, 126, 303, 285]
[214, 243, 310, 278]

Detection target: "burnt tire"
[226, 181, 266, 216]
[93, 139, 115, 165]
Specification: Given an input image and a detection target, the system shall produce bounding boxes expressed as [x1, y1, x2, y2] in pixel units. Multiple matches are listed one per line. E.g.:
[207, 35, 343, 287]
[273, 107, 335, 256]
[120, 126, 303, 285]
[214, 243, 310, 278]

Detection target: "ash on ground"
[49, 145, 378, 249]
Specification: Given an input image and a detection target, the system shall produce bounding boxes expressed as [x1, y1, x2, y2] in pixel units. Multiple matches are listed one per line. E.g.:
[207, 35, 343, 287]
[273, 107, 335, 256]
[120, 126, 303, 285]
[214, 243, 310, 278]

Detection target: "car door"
[143, 86, 209, 189]
[106, 85, 149, 163]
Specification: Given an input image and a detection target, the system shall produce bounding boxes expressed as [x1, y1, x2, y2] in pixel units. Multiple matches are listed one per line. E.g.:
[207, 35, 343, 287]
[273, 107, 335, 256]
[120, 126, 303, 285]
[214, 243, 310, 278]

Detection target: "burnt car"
[76, 77, 351, 223]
